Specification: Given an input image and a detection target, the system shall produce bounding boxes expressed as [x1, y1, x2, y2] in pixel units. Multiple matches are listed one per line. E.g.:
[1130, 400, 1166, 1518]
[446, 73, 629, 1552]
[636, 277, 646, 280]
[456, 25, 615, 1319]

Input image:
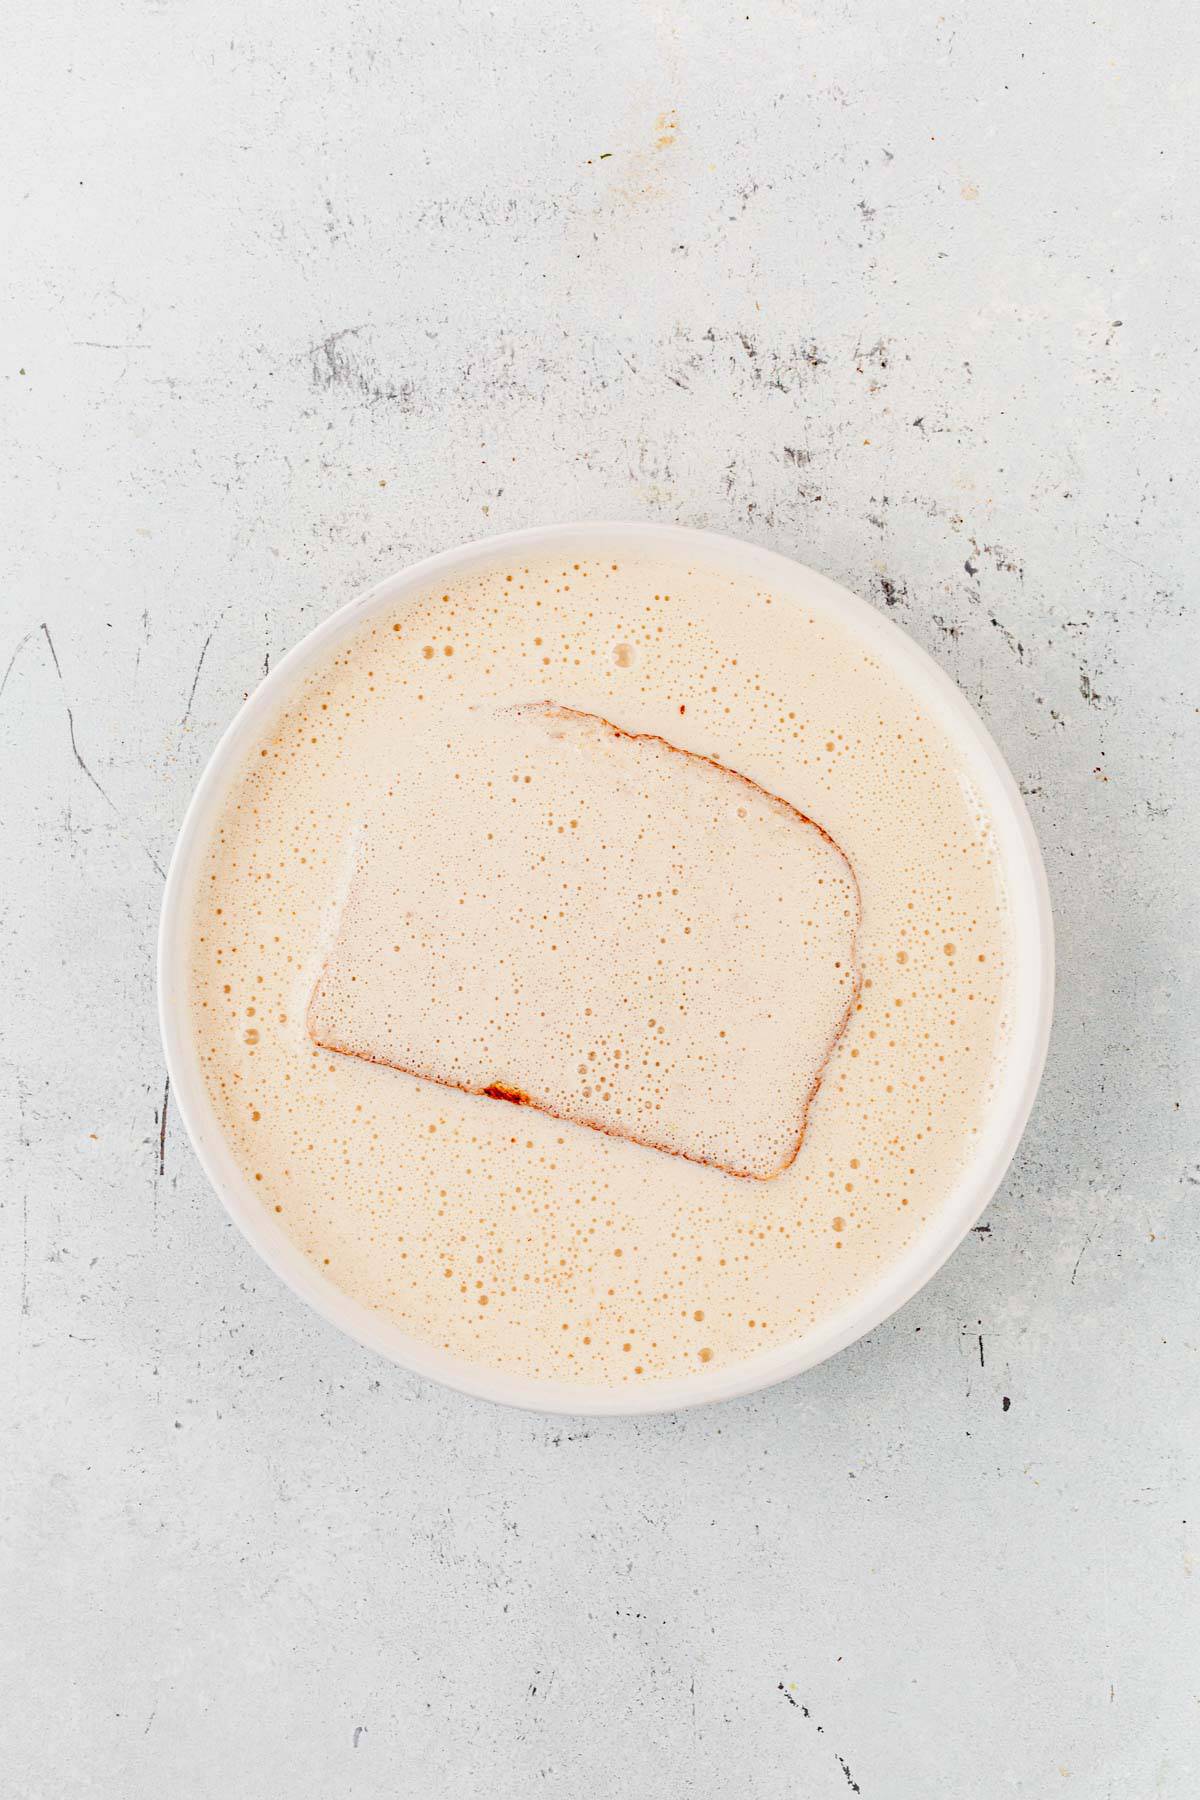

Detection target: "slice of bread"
[308, 702, 861, 1179]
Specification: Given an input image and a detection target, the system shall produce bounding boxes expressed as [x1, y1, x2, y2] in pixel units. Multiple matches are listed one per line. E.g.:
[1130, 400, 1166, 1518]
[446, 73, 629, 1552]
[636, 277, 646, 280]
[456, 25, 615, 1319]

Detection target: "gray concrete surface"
[3, 2, 1198, 1795]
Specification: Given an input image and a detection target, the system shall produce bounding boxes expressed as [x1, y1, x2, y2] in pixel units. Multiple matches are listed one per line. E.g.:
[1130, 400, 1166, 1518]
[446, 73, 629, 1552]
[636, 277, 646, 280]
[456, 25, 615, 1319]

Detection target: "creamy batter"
[187, 548, 1012, 1383]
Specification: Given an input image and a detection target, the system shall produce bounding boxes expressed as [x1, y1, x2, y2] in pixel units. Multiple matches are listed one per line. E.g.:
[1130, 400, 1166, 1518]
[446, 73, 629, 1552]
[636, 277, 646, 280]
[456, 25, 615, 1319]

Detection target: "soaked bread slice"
[307, 702, 861, 1179]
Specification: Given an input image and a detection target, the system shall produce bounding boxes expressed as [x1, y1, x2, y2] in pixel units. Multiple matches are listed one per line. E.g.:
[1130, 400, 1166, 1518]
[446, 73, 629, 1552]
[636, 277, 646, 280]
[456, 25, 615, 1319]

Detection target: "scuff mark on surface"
[0, 627, 38, 710]
[1071, 1232, 1094, 1285]
[975, 540, 1024, 579]
[780, 1685, 861, 1791]
[310, 325, 367, 388]
[854, 337, 890, 372]
[40, 622, 167, 878]
[158, 1074, 170, 1177]
[66, 707, 161, 870]
[989, 615, 1026, 662]
[309, 327, 415, 408]
[41, 620, 63, 677]
[180, 605, 233, 734]
[838, 1754, 862, 1793]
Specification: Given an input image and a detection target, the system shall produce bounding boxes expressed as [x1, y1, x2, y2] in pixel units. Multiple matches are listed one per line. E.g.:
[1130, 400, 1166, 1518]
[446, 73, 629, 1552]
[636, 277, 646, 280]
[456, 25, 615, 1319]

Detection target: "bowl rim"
[158, 521, 1054, 1416]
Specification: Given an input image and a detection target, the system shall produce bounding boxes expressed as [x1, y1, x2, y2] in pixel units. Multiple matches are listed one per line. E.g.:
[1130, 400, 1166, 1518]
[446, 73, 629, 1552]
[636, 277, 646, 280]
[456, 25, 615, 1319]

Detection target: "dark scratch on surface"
[66, 705, 110, 803]
[41, 622, 167, 879]
[989, 615, 1026, 662]
[1071, 1232, 1093, 1285]
[971, 1223, 991, 1234]
[158, 1074, 170, 1176]
[781, 1685, 860, 1788]
[352, 1726, 366, 1747]
[66, 704, 165, 875]
[779, 1684, 820, 1729]
[0, 627, 37, 709]
[40, 620, 62, 676]
[181, 609, 230, 733]
[978, 1333, 985, 1368]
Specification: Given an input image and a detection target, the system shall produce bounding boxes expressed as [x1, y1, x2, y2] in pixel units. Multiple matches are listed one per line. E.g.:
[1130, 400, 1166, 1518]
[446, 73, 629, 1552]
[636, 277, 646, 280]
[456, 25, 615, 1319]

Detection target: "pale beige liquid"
[188, 549, 1012, 1384]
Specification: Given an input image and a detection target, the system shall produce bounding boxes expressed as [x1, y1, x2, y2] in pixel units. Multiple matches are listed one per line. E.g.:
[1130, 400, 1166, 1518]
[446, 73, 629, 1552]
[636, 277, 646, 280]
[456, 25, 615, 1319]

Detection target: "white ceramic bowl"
[158, 523, 1054, 1414]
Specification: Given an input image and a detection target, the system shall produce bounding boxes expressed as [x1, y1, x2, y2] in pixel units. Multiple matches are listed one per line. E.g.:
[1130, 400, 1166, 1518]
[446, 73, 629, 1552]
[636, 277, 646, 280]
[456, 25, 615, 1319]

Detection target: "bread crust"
[308, 702, 862, 1181]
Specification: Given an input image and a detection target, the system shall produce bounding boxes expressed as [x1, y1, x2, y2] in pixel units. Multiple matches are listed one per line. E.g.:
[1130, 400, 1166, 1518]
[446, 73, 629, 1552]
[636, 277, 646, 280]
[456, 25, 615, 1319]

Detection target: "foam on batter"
[186, 549, 1013, 1383]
